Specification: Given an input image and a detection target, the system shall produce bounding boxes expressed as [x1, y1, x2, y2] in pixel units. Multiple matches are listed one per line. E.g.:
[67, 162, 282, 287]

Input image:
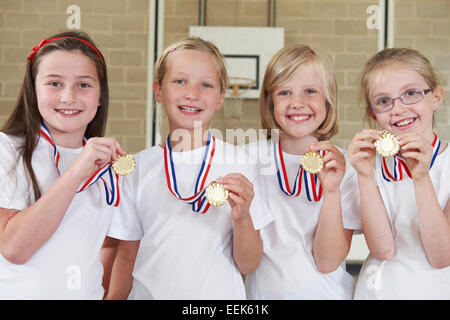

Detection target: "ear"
[215, 90, 226, 111]
[431, 86, 444, 111]
[153, 80, 163, 103]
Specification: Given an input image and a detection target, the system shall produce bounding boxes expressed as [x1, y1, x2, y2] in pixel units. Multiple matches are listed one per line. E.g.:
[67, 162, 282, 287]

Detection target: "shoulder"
[134, 145, 162, 162]
[213, 138, 260, 176]
[243, 139, 272, 156]
[0, 132, 24, 161]
[435, 142, 450, 178]
[438, 142, 449, 162]
[131, 145, 163, 176]
[332, 145, 352, 171]
[335, 145, 359, 186]
[0, 132, 21, 150]
[335, 145, 347, 156]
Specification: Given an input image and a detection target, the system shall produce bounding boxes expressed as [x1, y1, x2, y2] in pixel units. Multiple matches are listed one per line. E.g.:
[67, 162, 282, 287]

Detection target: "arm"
[0, 137, 125, 265]
[414, 178, 450, 268]
[348, 130, 395, 260]
[233, 216, 263, 275]
[310, 141, 353, 273]
[399, 134, 450, 268]
[219, 174, 263, 275]
[0, 168, 87, 264]
[358, 175, 394, 260]
[313, 190, 354, 273]
[105, 239, 140, 300]
[101, 236, 120, 297]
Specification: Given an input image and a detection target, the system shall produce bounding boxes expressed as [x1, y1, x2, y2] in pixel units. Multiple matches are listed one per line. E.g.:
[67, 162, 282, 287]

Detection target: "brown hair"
[1, 30, 108, 202]
[154, 37, 229, 92]
[260, 44, 338, 140]
[360, 48, 440, 127]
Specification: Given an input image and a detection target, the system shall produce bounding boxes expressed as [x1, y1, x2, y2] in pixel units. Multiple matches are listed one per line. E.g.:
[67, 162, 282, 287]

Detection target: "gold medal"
[300, 151, 324, 174]
[112, 154, 136, 176]
[205, 182, 228, 206]
[374, 131, 400, 157]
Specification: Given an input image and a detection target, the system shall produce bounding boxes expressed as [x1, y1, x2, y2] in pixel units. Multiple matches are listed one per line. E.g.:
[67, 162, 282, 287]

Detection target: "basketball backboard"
[189, 26, 285, 99]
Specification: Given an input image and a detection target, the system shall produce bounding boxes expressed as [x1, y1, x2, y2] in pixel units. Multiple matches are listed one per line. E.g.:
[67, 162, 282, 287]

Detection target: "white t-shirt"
[0, 132, 115, 299]
[108, 138, 273, 300]
[244, 140, 362, 299]
[354, 146, 450, 299]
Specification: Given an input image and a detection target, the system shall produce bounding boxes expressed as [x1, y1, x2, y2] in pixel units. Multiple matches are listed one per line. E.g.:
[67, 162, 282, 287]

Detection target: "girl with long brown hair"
[0, 30, 126, 299]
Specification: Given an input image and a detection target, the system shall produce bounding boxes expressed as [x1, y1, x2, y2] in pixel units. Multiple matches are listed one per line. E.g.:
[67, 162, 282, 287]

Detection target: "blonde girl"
[105, 37, 272, 300]
[245, 44, 361, 299]
[349, 48, 449, 299]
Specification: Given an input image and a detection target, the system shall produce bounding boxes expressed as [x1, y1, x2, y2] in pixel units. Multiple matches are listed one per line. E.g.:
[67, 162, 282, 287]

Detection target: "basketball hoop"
[224, 77, 256, 119]
[227, 76, 256, 97]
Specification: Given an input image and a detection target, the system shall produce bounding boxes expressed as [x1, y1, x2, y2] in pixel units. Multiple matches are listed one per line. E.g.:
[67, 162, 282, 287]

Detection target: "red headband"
[27, 36, 104, 68]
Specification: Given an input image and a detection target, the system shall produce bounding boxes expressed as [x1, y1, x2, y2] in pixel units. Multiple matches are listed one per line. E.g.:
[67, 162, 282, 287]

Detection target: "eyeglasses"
[371, 88, 432, 113]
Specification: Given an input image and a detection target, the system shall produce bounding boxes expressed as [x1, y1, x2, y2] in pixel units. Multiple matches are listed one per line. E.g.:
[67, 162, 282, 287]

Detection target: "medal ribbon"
[39, 122, 120, 206]
[381, 133, 440, 182]
[273, 142, 324, 202]
[164, 132, 215, 213]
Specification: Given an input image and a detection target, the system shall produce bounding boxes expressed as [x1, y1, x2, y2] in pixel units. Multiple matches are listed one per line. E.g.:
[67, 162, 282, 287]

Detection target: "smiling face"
[272, 62, 327, 142]
[154, 49, 225, 135]
[35, 49, 100, 147]
[369, 63, 443, 141]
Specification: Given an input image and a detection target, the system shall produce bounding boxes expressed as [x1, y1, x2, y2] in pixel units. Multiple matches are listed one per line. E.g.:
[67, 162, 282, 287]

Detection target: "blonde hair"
[154, 37, 229, 92]
[361, 48, 440, 126]
[260, 44, 338, 140]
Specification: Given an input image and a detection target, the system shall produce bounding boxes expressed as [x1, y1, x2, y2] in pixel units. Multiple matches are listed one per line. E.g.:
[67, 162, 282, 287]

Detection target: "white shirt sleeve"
[0, 133, 30, 210]
[340, 151, 362, 233]
[250, 170, 273, 230]
[107, 166, 143, 241]
[239, 142, 274, 230]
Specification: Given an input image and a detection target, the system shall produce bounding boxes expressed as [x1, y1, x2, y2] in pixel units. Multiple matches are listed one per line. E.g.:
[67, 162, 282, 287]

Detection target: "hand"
[397, 132, 433, 182]
[348, 129, 381, 178]
[308, 141, 345, 194]
[68, 137, 126, 182]
[217, 173, 254, 222]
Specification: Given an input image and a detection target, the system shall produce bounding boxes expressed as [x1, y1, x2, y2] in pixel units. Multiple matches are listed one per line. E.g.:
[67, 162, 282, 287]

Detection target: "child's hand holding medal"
[374, 130, 400, 157]
[213, 174, 254, 221]
[305, 141, 346, 194]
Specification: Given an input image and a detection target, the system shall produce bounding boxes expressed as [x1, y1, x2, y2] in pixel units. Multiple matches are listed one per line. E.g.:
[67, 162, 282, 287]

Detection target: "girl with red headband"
[0, 30, 126, 299]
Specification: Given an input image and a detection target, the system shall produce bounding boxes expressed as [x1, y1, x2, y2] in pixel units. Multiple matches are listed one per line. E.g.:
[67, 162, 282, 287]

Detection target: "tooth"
[181, 106, 199, 112]
[59, 110, 79, 115]
[291, 115, 308, 121]
[397, 119, 413, 126]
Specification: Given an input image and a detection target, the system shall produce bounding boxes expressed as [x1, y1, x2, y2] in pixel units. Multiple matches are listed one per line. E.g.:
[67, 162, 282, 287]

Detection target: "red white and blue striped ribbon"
[273, 142, 324, 202]
[164, 132, 215, 213]
[39, 122, 120, 206]
[381, 133, 440, 182]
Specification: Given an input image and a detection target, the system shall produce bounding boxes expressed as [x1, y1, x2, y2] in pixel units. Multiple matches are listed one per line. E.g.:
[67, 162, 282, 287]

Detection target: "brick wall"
[0, 0, 149, 153]
[161, 0, 380, 147]
[1, 0, 449, 151]
[395, 0, 450, 141]
[162, 0, 450, 146]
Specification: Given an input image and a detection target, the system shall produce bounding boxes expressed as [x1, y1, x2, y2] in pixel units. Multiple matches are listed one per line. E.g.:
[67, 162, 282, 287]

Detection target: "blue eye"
[376, 97, 391, 106]
[404, 90, 418, 97]
[49, 81, 61, 87]
[305, 89, 317, 95]
[202, 83, 213, 88]
[174, 79, 185, 85]
[277, 90, 290, 96]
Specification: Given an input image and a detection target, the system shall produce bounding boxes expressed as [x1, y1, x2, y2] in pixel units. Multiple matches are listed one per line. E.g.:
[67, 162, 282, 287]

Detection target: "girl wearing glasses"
[348, 48, 450, 299]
